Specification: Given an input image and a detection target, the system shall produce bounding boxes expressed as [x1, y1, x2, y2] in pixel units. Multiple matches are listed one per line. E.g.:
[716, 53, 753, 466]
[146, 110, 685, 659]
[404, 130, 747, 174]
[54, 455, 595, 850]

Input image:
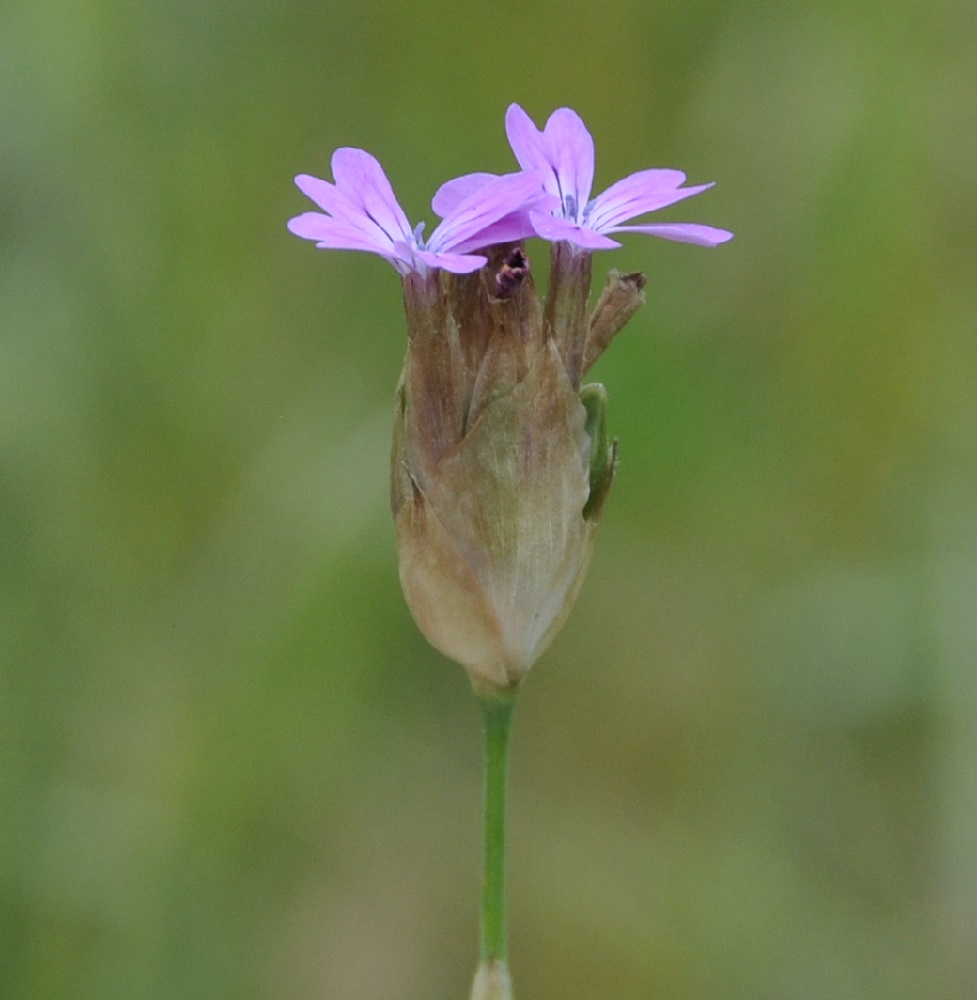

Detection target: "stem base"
[470, 958, 514, 1000]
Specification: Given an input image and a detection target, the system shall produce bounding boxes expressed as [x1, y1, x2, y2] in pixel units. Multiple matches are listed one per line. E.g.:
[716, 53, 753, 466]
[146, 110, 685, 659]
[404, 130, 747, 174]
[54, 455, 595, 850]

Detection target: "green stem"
[479, 692, 517, 964]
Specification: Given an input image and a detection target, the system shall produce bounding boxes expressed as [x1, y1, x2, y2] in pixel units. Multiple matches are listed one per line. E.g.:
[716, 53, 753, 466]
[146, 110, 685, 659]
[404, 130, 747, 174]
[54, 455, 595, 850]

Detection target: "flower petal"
[610, 222, 734, 247]
[287, 211, 365, 245]
[294, 173, 396, 251]
[330, 147, 414, 244]
[431, 172, 500, 217]
[429, 170, 546, 253]
[528, 210, 620, 250]
[447, 212, 537, 256]
[293, 173, 363, 224]
[540, 107, 595, 215]
[586, 171, 713, 230]
[445, 191, 559, 255]
[287, 211, 409, 262]
[505, 104, 596, 215]
[505, 104, 554, 181]
[294, 173, 341, 213]
[411, 247, 489, 273]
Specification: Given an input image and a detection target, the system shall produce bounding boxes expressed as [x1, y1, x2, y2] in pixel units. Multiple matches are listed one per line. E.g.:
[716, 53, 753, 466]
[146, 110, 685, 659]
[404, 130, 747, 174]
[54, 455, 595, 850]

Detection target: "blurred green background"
[3, 0, 976, 997]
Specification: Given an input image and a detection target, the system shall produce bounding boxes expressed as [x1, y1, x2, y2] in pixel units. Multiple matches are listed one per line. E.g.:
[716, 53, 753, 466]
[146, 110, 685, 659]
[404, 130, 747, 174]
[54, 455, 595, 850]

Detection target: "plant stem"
[478, 691, 517, 964]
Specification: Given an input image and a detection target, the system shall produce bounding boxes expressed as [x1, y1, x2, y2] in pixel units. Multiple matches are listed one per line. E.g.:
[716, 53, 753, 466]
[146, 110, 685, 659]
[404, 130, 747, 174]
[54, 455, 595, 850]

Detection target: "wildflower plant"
[288, 103, 732, 1000]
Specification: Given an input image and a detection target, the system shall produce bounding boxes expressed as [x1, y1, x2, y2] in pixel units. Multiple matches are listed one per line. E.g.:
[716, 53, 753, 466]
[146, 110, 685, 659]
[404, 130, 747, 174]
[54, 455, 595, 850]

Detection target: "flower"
[287, 146, 545, 275]
[440, 104, 733, 252]
[286, 113, 730, 694]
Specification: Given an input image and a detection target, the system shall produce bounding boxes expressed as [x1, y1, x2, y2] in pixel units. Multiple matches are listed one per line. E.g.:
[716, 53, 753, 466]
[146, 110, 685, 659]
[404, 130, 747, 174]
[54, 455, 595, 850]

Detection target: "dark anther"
[494, 247, 530, 300]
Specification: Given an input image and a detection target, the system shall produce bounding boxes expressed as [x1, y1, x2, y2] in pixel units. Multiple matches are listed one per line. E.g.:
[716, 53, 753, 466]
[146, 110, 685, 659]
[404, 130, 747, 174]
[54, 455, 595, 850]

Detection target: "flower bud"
[391, 246, 629, 695]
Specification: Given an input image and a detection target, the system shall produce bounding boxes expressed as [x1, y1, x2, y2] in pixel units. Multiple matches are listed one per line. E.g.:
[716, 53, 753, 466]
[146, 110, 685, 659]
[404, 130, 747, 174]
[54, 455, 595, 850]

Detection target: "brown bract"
[391, 245, 643, 694]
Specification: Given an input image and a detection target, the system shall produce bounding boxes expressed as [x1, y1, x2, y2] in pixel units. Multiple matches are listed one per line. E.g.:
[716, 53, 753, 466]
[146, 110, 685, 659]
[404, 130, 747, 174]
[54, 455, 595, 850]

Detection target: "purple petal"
[447, 211, 537, 256]
[330, 147, 414, 245]
[287, 211, 408, 261]
[540, 107, 595, 215]
[505, 104, 555, 183]
[411, 248, 489, 274]
[610, 222, 734, 247]
[429, 170, 545, 253]
[294, 174, 341, 213]
[587, 171, 711, 230]
[528, 211, 620, 250]
[287, 211, 370, 246]
[294, 174, 363, 225]
[446, 192, 559, 255]
[431, 172, 500, 217]
[294, 173, 397, 251]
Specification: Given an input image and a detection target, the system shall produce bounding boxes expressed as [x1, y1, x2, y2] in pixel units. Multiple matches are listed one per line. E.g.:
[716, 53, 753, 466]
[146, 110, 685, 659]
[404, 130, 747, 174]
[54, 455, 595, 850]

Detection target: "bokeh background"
[3, 0, 976, 997]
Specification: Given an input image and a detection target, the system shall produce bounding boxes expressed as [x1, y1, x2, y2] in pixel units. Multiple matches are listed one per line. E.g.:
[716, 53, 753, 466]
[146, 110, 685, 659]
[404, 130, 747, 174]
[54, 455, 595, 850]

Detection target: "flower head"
[286, 112, 731, 694]
[287, 147, 544, 276]
[442, 104, 733, 252]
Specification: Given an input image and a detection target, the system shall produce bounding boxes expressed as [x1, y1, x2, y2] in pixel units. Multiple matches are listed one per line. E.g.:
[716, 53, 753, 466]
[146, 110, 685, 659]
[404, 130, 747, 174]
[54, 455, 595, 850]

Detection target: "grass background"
[3, 0, 977, 997]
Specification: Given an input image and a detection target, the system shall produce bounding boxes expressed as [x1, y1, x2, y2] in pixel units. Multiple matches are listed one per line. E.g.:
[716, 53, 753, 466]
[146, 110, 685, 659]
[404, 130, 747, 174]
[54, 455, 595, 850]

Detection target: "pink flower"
[439, 104, 733, 252]
[287, 147, 544, 275]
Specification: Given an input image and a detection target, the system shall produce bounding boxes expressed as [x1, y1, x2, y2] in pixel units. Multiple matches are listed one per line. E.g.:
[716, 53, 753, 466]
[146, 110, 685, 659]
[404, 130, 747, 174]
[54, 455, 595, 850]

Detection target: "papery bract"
[390, 254, 615, 693]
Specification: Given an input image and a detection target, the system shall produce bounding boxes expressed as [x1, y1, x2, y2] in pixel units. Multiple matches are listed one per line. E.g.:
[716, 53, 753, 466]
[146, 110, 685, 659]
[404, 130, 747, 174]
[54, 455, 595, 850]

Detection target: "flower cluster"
[288, 104, 731, 696]
[288, 103, 732, 274]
